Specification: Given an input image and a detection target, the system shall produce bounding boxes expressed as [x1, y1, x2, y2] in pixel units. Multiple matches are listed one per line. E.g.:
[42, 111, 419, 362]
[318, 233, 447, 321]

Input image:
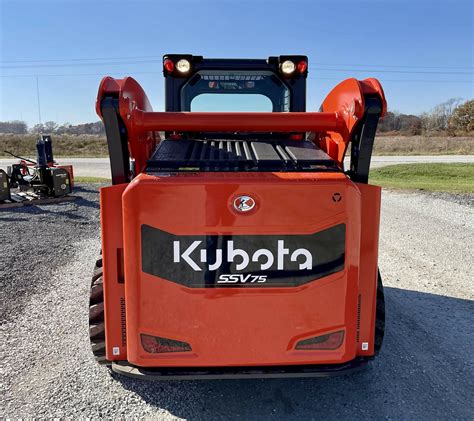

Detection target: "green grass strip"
[370, 163, 474, 193]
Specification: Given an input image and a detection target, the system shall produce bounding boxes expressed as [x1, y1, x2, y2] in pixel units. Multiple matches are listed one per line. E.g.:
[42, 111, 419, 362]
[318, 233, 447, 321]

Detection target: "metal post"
[36, 76, 42, 125]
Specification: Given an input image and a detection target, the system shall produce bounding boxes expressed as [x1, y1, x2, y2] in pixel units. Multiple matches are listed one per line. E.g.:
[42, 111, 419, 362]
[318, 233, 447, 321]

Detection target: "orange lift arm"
[96, 76, 386, 183]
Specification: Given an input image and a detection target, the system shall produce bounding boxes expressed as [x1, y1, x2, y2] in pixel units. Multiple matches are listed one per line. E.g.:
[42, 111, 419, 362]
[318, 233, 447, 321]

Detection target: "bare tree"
[421, 98, 464, 133]
[43, 121, 59, 133]
[377, 111, 422, 135]
[0, 120, 28, 134]
[30, 123, 45, 134]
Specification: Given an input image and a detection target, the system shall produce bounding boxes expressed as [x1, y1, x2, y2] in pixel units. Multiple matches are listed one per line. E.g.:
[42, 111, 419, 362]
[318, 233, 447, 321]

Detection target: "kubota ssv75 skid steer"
[89, 54, 386, 379]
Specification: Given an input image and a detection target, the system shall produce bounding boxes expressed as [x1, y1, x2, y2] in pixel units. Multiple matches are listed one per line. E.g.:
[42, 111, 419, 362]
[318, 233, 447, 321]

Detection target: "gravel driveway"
[1, 185, 473, 419]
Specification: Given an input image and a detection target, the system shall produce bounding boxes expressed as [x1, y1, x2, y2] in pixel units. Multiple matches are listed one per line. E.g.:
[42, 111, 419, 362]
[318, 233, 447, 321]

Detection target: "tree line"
[1, 99, 472, 136]
[0, 120, 105, 135]
[378, 99, 473, 135]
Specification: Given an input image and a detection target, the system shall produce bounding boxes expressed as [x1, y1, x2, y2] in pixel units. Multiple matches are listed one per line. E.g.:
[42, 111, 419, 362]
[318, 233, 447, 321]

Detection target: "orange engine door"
[122, 172, 361, 367]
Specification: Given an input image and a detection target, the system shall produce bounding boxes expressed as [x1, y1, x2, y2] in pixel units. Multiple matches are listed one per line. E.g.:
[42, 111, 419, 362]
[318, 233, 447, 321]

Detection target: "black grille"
[146, 139, 337, 172]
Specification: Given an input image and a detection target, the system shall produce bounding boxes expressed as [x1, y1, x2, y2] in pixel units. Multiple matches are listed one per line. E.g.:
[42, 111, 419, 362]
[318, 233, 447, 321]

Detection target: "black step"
[146, 139, 337, 172]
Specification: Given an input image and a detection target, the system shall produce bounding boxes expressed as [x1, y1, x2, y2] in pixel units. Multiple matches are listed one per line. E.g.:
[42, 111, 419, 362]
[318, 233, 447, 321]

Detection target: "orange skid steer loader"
[89, 54, 386, 379]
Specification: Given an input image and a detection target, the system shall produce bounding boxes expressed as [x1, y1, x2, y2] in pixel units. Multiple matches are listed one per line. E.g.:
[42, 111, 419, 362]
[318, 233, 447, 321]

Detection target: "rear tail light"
[141, 334, 192, 353]
[163, 58, 174, 73]
[297, 60, 308, 74]
[295, 330, 344, 350]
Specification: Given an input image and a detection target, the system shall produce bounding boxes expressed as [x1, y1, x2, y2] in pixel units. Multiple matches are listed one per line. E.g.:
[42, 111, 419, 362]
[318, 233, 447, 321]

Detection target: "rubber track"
[374, 270, 385, 354]
[89, 257, 110, 366]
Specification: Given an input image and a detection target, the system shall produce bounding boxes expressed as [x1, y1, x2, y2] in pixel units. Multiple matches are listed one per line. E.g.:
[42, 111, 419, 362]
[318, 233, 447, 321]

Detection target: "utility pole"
[36, 76, 42, 125]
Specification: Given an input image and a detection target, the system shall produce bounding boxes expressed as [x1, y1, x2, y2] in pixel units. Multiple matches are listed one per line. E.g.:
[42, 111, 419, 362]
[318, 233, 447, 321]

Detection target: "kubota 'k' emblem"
[233, 195, 255, 213]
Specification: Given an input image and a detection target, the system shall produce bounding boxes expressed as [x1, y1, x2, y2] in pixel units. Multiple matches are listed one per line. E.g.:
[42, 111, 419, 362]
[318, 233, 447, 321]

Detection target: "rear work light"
[176, 59, 191, 73]
[141, 334, 192, 353]
[295, 330, 344, 350]
[281, 60, 296, 74]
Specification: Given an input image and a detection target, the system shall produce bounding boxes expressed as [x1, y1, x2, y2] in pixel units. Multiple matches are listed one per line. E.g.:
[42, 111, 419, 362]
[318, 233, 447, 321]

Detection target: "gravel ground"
[1, 185, 473, 419]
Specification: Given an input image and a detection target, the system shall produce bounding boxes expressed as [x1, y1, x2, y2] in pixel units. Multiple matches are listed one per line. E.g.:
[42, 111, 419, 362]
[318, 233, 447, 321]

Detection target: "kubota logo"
[233, 195, 255, 212]
[173, 240, 312, 272]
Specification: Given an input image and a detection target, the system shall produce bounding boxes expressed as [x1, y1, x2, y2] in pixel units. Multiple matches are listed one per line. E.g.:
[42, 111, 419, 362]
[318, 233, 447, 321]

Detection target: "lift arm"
[96, 76, 386, 185]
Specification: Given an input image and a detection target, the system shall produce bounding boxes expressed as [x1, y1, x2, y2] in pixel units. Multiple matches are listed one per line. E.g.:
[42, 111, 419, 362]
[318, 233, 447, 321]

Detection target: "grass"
[74, 176, 110, 183]
[0, 134, 108, 158]
[74, 165, 474, 194]
[370, 163, 474, 193]
[373, 136, 474, 155]
[73, 165, 473, 194]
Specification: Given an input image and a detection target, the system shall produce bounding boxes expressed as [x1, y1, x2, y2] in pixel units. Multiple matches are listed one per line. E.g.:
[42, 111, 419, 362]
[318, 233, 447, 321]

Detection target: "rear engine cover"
[122, 172, 362, 367]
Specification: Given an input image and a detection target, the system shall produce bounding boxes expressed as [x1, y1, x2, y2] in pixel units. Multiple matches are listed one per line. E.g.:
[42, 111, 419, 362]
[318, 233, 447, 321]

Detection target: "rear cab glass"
[180, 70, 290, 112]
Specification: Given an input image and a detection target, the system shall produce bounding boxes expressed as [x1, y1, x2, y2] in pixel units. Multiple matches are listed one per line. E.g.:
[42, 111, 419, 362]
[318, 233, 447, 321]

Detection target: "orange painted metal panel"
[317, 77, 387, 166]
[355, 183, 382, 356]
[120, 172, 366, 367]
[100, 184, 127, 361]
[130, 109, 344, 133]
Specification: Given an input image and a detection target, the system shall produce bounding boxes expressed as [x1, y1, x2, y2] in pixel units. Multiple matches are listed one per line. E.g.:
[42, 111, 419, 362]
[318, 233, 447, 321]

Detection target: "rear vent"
[120, 297, 126, 347]
[356, 294, 362, 343]
[146, 139, 337, 172]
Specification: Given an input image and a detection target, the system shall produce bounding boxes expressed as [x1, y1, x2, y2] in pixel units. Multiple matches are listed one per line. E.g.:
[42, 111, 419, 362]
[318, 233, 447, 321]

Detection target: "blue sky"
[0, 0, 473, 126]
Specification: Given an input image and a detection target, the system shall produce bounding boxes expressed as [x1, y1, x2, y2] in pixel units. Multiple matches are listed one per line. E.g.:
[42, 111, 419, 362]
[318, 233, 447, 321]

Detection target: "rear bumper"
[111, 357, 372, 380]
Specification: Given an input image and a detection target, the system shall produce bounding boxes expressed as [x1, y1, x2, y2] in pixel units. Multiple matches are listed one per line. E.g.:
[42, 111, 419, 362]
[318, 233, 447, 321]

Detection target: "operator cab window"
[181, 70, 290, 112]
[192, 94, 273, 112]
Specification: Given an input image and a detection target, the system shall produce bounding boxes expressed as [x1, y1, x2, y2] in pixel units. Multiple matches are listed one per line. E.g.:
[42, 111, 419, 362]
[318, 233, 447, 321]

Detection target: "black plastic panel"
[112, 357, 370, 380]
[141, 224, 346, 288]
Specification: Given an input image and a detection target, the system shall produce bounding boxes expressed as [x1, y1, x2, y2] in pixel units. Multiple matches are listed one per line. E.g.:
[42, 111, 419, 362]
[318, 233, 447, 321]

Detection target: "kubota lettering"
[173, 240, 312, 272]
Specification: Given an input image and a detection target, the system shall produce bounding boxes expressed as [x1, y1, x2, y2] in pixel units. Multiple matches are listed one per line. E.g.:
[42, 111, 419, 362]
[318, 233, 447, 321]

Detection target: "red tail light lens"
[297, 60, 308, 74]
[295, 330, 344, 350]
[141, 334, 192, 353]
[163, 58, 174, 73]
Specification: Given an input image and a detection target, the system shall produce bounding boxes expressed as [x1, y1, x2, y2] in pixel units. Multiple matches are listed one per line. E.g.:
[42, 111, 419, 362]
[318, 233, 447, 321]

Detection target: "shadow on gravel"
[74, 187, 101, 210]
[74, 186, 100, 209]
[0, 188, 99, 219]
[0, 202, 90, 221]
[115, 287, 473, 420]
[0, 216, 31, 222]
[74, 186, 103, 194]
